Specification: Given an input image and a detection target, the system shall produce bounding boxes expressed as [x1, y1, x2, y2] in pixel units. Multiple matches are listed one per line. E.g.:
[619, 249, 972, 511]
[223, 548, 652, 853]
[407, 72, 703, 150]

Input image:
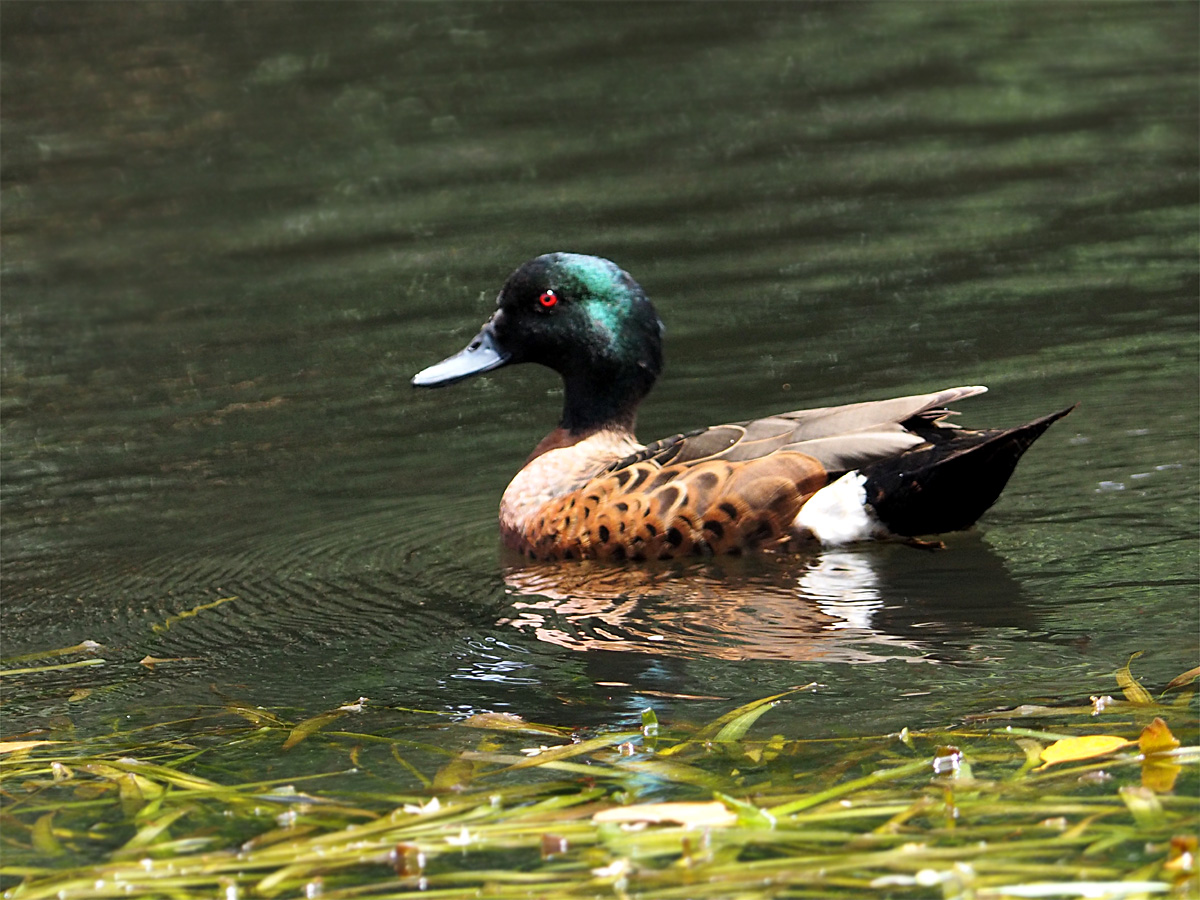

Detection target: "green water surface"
[2, 3, 1196, 751]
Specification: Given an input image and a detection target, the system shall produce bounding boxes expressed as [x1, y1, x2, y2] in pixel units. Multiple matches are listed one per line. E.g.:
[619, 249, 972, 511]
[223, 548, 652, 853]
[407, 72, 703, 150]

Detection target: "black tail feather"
[861, 404, 1076, 537]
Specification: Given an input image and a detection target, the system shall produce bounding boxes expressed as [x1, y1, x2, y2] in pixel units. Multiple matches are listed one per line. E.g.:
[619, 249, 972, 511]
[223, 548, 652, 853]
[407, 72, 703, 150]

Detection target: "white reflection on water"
[798, 550, 883, 631]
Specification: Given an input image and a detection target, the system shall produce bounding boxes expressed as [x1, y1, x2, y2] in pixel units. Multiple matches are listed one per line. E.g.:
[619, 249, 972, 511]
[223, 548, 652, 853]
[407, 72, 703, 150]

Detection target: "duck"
[412, 253, 1074, 561]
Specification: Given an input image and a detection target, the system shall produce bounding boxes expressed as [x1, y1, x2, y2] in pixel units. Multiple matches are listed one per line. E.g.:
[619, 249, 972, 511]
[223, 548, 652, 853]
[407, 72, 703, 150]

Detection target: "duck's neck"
[558, 368, 648, 438]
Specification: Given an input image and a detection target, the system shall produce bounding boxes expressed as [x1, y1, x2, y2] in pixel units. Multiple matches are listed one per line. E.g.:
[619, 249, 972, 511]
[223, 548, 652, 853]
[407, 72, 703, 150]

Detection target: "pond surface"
[2, 3, 1196, 754]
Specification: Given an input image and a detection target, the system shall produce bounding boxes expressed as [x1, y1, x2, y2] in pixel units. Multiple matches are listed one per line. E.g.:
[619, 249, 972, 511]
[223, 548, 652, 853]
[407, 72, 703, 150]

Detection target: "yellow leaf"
[1139, 717, 1180, 755]
[0, 659, 105, 677]
[1038, 734, 1133, 769]
[593, 801, 738, 828]
[1115, 652, 1154, 705]
[0, 740, 60, 754]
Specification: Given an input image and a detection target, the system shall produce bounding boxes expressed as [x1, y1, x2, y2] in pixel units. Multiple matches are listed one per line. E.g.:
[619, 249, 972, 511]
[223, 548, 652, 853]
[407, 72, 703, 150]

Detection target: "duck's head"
[413, 253, 664, 434]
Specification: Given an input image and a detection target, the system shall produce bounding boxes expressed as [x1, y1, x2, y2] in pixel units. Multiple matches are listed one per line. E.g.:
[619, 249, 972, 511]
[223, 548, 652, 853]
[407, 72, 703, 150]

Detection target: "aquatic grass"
[1, 666, 1196, 899]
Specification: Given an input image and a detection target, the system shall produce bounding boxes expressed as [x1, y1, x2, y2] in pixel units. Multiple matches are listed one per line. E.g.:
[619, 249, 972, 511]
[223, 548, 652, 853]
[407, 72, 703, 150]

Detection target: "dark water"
[2, 4, 1197, 745]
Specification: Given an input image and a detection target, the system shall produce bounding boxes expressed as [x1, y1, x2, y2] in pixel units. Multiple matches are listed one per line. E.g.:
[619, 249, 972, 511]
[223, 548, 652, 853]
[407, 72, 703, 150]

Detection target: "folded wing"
[606, 386, 988, 474]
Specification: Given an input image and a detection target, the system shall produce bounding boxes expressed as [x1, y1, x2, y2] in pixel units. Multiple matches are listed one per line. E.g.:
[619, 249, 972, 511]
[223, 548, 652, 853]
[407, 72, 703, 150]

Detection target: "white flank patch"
[794, 472, 884, 545]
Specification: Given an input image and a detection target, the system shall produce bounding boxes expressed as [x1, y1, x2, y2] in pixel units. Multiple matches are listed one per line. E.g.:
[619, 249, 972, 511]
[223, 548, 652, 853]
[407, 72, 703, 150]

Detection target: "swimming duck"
[413, 253, 1073, 561]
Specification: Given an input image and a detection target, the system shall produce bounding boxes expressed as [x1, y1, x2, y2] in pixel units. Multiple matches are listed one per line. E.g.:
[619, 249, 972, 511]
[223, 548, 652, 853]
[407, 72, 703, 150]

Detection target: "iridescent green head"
[412, 253, 665, 434]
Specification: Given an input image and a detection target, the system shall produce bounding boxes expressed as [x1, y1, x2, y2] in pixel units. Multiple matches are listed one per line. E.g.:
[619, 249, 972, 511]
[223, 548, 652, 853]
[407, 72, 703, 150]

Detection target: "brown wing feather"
[514, 452, 827, 561]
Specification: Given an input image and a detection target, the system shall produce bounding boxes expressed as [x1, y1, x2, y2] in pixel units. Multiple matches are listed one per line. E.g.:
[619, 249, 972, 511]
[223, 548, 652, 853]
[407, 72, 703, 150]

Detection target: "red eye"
[538, 290, 558, 308]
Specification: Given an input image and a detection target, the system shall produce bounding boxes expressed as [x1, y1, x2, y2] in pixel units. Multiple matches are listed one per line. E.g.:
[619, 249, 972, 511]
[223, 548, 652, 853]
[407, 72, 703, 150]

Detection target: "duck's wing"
[607, 386, 988, 475]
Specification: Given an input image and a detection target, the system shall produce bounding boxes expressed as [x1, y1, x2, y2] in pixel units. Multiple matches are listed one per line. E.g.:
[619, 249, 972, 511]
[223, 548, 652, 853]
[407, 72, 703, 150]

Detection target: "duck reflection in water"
[499, 537, 1036, 664]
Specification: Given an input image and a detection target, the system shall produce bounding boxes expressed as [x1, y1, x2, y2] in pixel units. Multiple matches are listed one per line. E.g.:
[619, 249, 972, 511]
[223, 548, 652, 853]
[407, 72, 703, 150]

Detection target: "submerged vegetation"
[1, 651, 1196, 900]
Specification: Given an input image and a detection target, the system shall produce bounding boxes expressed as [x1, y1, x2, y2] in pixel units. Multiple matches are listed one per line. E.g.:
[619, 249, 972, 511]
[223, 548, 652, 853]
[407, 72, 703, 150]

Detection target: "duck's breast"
[504, 447, 827, 561]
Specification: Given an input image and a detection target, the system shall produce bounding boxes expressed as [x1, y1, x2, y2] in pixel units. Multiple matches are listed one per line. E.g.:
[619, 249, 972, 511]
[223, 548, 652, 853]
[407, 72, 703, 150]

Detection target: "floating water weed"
[0, 663, 1196, 898]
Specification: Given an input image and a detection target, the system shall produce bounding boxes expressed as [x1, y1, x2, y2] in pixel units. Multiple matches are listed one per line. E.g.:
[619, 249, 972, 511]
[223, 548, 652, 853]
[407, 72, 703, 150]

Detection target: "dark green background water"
[2, 4, 1196, 742]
